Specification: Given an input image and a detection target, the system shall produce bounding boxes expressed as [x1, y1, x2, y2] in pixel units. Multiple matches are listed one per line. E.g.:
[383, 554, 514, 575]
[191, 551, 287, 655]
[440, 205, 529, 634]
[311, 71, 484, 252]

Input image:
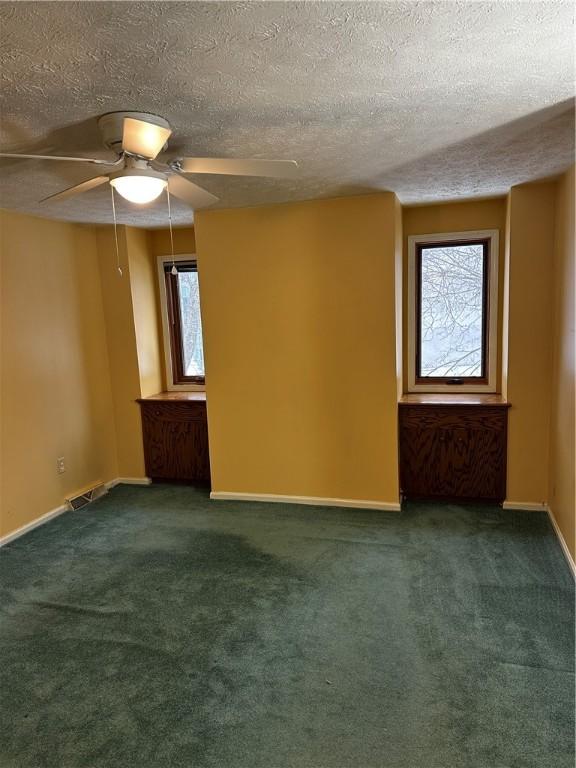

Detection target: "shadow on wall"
[0, 115, 105, 157]
[0, 116, 109, 217]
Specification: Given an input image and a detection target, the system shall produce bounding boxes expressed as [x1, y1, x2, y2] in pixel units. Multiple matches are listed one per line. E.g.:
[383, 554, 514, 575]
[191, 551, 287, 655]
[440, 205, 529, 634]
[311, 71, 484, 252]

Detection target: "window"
[158, 256, 205, 389]
[407, 230, 499, 392]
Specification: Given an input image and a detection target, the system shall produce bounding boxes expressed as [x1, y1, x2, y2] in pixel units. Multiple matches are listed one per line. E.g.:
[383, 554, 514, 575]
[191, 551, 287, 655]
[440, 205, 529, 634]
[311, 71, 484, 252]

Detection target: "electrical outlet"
[56, 456, 66, 474]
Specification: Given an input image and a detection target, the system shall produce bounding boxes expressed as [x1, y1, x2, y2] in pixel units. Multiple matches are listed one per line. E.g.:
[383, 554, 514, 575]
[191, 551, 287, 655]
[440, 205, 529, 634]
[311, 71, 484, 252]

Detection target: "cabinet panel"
[139, 400, 210, 485]
[141, 401, 207, 423]
[441, 425, 504, 499]
[400, 406, 506, 432]
[399, 425, 448, 497]
[399, 404, 508, 502]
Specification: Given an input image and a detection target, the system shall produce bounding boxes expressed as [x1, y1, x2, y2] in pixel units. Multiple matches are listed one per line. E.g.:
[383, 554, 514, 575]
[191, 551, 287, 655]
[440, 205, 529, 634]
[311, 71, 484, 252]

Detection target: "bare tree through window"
[164, 261, 205, 385]
[418, 242, 486, 379]
[177, 271, 205, 377]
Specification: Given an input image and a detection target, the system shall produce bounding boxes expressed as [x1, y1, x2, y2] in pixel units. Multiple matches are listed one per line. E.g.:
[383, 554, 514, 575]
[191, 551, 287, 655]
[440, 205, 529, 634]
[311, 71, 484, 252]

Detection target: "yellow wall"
[126, 227, 164, 397]
[93, 224, 196, 479]
[195, 194, 401, 504]
[505, 182, 557, 505]
[549, 166, 575, 558]
[402, 197, 507, 386]
[150, 227, 196, 258]
[402, 197, 507, 236]
[96, 226, 146, 479]
[394, 196, 403, 400]
[501, 194, 512, 400]
[0, 211, 118, 536]
[1, 180, 572, 539]
[401, 193, 570, 514]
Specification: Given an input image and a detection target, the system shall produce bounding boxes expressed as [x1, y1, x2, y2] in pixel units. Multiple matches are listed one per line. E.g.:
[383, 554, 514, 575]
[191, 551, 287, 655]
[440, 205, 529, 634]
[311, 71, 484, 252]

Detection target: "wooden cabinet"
[137, 393, 210, 485]
[399, 395, 510, 502]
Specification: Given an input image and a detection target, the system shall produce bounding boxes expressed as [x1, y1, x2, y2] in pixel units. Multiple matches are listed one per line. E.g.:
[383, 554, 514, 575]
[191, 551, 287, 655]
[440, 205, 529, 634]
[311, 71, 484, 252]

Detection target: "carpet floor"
[0, 484, 573, 768]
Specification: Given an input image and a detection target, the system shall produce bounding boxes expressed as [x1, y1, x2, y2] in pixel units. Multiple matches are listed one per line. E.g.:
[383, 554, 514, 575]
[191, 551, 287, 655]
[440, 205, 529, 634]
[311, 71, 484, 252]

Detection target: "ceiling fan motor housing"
[98, 111, 172, 155]
[109, 164, 167, 184]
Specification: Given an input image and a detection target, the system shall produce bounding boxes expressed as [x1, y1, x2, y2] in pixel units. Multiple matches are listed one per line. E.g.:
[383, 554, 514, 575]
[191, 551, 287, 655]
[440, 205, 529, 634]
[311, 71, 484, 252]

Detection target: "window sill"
[137, 391, 207, 403]
[399, 393, 509, 406]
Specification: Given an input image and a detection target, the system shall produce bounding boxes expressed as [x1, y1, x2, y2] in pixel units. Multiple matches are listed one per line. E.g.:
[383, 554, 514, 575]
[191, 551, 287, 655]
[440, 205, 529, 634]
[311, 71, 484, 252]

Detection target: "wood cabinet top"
[399, 393, 509, 407]
[137, 391, 207, 403]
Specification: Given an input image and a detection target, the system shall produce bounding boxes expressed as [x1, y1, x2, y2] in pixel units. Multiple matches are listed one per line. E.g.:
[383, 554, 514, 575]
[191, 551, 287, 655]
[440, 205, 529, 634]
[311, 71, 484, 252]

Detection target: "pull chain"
[167, 187, 177, 275]
[110, 185, 122, 276]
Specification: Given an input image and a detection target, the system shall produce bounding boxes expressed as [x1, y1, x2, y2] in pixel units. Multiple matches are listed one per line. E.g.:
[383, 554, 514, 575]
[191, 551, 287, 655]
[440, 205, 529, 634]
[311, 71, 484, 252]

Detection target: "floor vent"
[66, 483, 107, 511]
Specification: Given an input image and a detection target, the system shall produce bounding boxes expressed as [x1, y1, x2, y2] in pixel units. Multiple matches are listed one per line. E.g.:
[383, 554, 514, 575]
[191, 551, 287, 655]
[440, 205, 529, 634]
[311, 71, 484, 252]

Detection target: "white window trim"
[157, 253, 206, 392]
[407, 229, 499, 393]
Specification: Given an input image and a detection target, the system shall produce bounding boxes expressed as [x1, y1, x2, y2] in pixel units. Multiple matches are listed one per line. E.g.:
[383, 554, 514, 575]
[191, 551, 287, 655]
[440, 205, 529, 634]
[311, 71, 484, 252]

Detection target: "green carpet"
[0, 484, 573, 768]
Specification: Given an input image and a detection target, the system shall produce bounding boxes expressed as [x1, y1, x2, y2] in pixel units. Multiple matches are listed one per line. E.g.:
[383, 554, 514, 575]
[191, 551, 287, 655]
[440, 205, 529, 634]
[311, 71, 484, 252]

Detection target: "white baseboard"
[547, 506, 576, 578]
[210, 491, 401, 512]
[0, 477, 152, 547]
[0, 503, 69, 547]
[502, 501, 548, 511]
[105, 477, 152, 489]
[503, 500, 575, 578]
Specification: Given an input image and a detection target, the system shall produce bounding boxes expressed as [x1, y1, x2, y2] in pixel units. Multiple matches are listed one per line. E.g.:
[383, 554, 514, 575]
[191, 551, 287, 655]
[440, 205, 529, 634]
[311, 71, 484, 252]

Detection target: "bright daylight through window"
[408, 231, 498, 392]
[177, 270, 205, 376]
[163, 261, 205, 386]
[418, 241, 487, 379]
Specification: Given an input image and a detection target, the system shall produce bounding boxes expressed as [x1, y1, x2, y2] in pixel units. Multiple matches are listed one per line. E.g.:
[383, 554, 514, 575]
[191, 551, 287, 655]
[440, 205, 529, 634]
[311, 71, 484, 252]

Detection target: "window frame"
[407, 229, 499, 393]
[157, 253, 206, 391]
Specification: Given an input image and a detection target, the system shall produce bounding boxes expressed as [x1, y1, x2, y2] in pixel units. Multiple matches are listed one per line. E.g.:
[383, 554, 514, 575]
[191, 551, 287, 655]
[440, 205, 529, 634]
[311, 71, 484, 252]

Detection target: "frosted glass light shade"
[110, 174, 167, 204]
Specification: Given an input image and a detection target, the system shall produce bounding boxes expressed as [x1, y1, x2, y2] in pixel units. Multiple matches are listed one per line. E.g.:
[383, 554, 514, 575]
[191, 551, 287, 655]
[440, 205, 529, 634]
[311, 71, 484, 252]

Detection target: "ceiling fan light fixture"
[110, 168, 167, 204]
[4, 112, 297, 212]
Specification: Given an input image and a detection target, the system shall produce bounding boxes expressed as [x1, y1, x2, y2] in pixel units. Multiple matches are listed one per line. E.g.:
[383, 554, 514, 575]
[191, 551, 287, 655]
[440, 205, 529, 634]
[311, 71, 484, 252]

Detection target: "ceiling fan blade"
[167, 173, 218, 209]
[40, 175, 109, 203]
[0, 153, 120, 166]
[122, 117, 172, 159]
[178, 158, 299, 178]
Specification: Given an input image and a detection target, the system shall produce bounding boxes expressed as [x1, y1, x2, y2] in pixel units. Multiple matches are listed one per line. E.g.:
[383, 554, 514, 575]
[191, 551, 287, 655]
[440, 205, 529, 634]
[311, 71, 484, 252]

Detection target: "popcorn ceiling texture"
[0, 1, 574, 227]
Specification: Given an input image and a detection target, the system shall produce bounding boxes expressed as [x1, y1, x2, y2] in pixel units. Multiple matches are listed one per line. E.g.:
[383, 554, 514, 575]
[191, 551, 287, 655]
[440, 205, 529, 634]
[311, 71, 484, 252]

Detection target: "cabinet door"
[444, 422, 505, 500]
[399, 406, 507, 501]
[399, 422, 450, 497]
[140, 402, 211, 484]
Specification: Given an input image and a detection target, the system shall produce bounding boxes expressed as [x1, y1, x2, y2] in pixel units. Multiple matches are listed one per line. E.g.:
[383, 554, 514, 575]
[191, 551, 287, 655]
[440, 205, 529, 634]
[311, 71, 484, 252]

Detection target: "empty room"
[0, 2, 574, 767]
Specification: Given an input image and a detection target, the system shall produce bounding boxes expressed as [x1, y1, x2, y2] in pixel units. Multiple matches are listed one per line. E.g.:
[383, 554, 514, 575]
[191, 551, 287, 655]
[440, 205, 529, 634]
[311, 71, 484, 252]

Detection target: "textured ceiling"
[0, 1, 574, 227]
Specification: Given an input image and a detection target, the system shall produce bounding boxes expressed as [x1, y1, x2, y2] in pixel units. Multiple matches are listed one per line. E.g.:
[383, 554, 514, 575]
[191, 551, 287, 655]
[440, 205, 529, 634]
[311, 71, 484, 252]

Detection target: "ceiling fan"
[0, 111, 299, 208]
